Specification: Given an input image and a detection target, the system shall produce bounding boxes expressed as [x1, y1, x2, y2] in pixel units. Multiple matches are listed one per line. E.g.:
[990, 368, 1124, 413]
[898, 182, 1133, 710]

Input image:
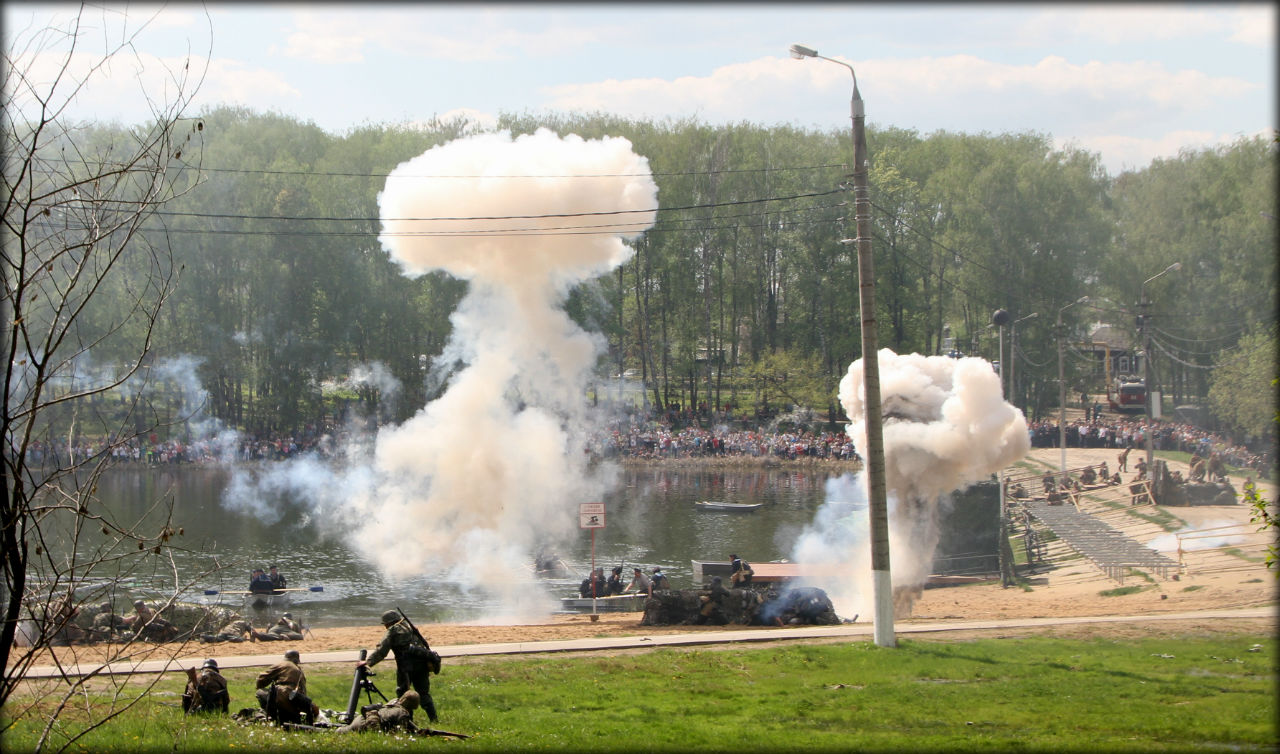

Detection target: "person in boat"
[622, 567, 652, 597]
[650, 567, 670, 591]
[606, 566, 625, 596]
[729, 554, 753, 587]
[268, 565, 287, 590]
[578, 568, 607, 599]
[249, 568, 275, 594]
[253, 612, 304, 641]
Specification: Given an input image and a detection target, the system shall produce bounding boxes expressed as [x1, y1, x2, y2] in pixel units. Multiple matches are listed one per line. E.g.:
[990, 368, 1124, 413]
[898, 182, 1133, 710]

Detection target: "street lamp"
[790, 43, 894, 648]
[1057, 296, 1089, 472]
[1140, 262, 1181, 474]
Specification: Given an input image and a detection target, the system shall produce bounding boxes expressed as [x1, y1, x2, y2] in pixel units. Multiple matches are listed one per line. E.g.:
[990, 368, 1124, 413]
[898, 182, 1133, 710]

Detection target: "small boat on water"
[558, 593, 649, 613]
[694, 501, 763, 512]
[244, 591, 291, 611]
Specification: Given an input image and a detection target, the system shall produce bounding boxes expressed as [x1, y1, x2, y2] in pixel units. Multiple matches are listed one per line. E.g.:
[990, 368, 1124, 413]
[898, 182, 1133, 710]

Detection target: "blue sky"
[4, 2, 1274, 175]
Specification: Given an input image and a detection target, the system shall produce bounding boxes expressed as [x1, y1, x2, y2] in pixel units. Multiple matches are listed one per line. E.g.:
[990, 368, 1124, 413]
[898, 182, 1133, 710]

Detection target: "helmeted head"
[284, 650, 300, 664]
[99, 601, 113, 612]
[202, 658, 218, 670]
[133, 599, 146, 609]
[381, 609, 400, 627]
[281, 612, 292, 620]
[397, 690, 420, 711]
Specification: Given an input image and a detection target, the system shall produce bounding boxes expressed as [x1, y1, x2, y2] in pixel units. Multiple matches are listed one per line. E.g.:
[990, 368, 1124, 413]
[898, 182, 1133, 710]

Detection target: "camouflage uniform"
[337, 691, 421, 734]
[365, 611, 438, 722]
[200, 618, 252, 643]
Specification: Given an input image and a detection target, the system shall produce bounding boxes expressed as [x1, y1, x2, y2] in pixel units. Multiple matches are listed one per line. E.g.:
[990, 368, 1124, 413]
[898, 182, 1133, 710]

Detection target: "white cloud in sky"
[1017, 4, 1275, 47]
[272, 7, 614, 64]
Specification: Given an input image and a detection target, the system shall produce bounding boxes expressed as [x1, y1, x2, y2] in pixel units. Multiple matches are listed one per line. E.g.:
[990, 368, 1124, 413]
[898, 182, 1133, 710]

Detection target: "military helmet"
[99, 601, 113, 612]
[380, 609, 400, 626]
[284, 650, 300, 663]
[281, 612, 292, 619]
[202, 658, 218, 670]
[133, 599, 146, 608]
[398, 690, 420, 711]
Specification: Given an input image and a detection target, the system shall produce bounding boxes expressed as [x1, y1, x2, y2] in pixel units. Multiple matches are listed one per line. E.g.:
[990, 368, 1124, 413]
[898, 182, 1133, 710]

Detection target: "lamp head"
[790, 44, 818, 59]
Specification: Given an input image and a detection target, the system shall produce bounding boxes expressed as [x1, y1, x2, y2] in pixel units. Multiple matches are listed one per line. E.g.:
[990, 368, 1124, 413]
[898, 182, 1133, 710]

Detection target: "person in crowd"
[183, 658, 230, 714]
[650, 566, 670, 591]
[356, 610, 439, 723]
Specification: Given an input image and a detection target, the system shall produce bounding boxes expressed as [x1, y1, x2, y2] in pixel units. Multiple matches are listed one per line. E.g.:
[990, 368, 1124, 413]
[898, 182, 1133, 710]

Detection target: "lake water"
[89, 465, 852, 627]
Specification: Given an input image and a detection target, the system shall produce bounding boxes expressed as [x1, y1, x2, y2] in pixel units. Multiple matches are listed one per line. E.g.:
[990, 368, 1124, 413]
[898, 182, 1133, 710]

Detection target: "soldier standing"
[357, 610, 439, 722]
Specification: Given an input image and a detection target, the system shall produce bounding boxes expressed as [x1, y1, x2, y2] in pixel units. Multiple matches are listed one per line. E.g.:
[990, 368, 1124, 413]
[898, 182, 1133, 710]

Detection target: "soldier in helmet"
[183, 658, 230, 713]
[336, 690, 422, 734]
[356, 610, 439, 722]
[255, 650, 314, 724]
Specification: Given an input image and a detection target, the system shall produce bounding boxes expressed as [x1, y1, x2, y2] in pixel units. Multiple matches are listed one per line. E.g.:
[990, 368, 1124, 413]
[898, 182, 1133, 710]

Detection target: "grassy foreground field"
[4, 632, 1276, 753]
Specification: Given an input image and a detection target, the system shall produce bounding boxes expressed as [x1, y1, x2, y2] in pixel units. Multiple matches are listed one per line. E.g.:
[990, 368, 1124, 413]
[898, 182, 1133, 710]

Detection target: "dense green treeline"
[77, 108, 1276, 440]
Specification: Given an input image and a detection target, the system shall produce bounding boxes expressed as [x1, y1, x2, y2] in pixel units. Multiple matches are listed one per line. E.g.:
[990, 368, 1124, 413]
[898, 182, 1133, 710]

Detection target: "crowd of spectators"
[20, 411, 1270, 477]
[1028, 416, 1272, 476]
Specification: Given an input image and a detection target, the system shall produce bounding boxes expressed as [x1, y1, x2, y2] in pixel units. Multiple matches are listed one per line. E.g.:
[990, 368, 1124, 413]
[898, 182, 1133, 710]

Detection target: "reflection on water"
[90, 465, 848, 627]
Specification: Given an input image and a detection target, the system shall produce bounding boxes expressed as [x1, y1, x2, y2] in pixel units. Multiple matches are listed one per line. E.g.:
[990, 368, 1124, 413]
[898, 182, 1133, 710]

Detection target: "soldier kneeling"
[337, 690, 422, 734]
[183, 659, 230, 714]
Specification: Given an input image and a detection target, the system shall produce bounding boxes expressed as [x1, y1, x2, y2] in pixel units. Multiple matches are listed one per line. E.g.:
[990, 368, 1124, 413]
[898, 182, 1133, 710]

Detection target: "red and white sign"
[579, 502, 606, 529]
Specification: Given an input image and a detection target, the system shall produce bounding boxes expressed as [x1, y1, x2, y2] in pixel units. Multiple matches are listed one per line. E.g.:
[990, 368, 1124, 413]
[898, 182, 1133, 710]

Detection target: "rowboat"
[244, 591, 291, 611]
[694, 501, 763, 512]
[200, 586, 324, 611]
[558, 593, 649, 613]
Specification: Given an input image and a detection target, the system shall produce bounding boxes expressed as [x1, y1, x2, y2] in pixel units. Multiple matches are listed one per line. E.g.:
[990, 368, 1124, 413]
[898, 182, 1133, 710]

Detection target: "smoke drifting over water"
[224, 129, 657, 617]
[792, 350, 1029, 619]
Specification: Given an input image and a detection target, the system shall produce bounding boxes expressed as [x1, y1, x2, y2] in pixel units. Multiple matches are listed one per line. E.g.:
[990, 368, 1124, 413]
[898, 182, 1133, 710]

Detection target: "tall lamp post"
[1140, 263, 1181, 473]
[1057, 296, 1089, 472]
[790, 43, 894, 648]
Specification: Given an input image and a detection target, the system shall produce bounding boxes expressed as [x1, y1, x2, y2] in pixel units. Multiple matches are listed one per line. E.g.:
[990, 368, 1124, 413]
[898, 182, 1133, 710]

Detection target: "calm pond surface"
[91, 465, 853, 627]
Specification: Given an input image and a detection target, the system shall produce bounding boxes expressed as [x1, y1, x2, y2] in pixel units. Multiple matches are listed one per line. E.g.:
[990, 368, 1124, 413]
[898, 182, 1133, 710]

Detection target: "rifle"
[411, 725, 471, 739]
[395, 606, 441, 674]
[342, 649, 387, 724]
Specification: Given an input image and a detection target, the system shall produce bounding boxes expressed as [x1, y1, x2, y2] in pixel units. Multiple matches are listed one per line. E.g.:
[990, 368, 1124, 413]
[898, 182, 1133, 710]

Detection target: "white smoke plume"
[793, 350, 1030, 619]
[222, 129, 658, 618]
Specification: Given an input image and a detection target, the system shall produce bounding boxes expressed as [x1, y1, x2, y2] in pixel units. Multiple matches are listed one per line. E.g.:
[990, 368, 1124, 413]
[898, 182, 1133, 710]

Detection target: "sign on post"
[579, 502, 606, 529]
